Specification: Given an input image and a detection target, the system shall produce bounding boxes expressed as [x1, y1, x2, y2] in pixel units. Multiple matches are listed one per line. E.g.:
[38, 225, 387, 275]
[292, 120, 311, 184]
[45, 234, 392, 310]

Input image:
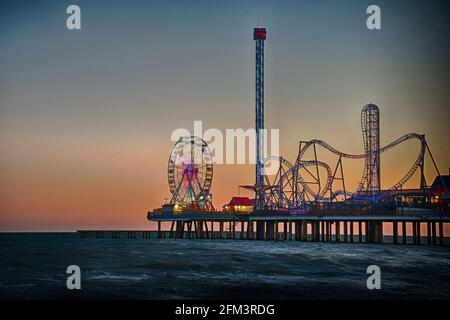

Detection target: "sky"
[0, 0, 449, 231]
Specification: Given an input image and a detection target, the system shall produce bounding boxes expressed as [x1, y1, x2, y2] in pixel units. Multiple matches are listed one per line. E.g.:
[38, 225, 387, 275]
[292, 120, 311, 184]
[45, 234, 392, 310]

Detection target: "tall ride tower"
[361, 103, 381, 201]
[253, 26, 267, 212]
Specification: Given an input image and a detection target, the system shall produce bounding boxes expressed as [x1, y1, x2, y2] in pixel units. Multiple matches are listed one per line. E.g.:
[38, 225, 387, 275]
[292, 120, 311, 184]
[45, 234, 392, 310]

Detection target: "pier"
[78, 213, 450, 245]
[77, 213, 449, 245]
[133, 212, 449, 245]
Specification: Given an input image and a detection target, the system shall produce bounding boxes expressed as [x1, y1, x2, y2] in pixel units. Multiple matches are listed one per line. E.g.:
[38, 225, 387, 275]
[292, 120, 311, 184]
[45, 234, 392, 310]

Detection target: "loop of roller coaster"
[297, 133, 427, 194]
[266, 132, 443, 208]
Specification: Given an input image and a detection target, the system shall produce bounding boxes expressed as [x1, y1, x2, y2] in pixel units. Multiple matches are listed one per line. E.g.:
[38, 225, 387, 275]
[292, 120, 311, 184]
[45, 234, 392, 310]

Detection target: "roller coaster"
[261, 104, 444, 210]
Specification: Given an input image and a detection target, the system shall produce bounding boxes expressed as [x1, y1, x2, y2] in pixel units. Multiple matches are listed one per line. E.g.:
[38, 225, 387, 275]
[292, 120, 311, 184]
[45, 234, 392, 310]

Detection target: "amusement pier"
[80, 26, 450, 245]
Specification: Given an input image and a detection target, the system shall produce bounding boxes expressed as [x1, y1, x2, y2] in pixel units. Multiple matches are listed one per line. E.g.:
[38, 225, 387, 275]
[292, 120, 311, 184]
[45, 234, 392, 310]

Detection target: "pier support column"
[378, 222, 384, 244]
[294, 222, 300, 241]
[393, 222, 398, 244]
[358, 221, 362, 243]
[427, 222, 432, 244]
[370, 222, 382, 244]
[311, 221, 315, 241]
[413, 222, 418, 244]
[175, 221, 184, 239]
[287, 221, 291, 241]
[204, 221, 210, 239]
[321, 221, 325, 242]
[240, 221, 245, 240]
[402, 221, 407, 244]
[365, 221, 370, 243]
[316, 222, 320, 242]
[417, 222, 421, 245]
[344, 221, 348, 242]
[283, 221, 288, 241]
[246, 220, 253, 240]
[289, 221, 293, 241]
[315, 221, 320, 241]
[439, 222, 444, 245]
[432, 222, 437, 245]
[169, 221, 175, 239]
[200, 221, 205, 239]
[274, 221, 279, 240]
[219, 221, 224, 239]
[350, 222, 354, 243]
[266, 221, 273, 240]
[186, 222, 190, 239]
[157, 221, 162, 239]
[336, 222, 340, 242]
[301, 222, 307, 241]
[328, 222, 332, 242]
[256, 221, 264, 240]
[232, 219, 236, 240]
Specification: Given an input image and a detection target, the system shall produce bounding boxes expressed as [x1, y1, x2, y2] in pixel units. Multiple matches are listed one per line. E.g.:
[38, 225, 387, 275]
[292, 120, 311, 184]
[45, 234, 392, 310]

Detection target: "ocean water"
[0, 233, 449, 299]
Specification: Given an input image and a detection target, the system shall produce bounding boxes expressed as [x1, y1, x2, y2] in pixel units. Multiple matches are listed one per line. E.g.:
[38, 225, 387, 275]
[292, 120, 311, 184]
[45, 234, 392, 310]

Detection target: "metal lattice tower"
[361, 103, 381, 200]
[253, 26, 266, 212]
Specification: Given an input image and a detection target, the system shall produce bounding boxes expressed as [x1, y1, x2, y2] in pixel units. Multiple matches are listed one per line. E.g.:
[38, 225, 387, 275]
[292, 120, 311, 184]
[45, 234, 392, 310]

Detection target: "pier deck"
[77, 212, 450, 245]
[143, 211, 450, 245]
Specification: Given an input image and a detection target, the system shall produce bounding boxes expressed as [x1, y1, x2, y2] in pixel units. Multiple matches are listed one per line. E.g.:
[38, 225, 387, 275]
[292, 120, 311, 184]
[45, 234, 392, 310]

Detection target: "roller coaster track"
[292, 133, 426, 201]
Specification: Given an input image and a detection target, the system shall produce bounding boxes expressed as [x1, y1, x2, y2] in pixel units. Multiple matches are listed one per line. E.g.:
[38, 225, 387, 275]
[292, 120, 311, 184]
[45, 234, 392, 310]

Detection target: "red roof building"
[223, 197, 254, 213]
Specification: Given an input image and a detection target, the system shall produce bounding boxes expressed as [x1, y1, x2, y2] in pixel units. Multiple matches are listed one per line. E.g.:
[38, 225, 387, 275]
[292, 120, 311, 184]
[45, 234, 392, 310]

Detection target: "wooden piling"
[350, 222, 354, 243]
[417, 222, 421, 245]
[393, 222, 398, 244]
[336, 221, 340, 242]
[427, 222, 432, 244]
[365, 221, 370, 243]
[344, 221, 348, 242]
[157, 221, 162, 239]
[358, 221, 362, 243]
[321, 221, 325, 242]
[432, 222, 437, 245]
[402, 221, 407, 244]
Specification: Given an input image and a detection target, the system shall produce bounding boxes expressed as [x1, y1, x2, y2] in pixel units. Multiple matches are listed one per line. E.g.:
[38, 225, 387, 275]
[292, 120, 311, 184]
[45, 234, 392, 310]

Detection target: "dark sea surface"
[0, 233, 449, 299]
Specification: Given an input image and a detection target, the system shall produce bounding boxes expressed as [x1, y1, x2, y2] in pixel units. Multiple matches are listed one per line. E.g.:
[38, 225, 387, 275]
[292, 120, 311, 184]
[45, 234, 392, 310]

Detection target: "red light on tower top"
[253, 27, 266, 40]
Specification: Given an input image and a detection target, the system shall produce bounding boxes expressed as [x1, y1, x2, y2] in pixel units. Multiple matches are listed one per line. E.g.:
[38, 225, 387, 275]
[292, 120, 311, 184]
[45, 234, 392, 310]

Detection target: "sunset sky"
[0, 0, 449, 231]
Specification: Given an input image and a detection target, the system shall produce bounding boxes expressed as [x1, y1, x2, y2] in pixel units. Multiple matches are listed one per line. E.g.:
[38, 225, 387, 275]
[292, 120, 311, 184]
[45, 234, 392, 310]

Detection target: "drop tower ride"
[253, 26, 266, 212]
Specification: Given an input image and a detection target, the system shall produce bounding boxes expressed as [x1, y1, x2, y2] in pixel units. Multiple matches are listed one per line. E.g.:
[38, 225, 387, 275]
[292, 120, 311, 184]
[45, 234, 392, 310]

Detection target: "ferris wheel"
[168, 136, 213, 208]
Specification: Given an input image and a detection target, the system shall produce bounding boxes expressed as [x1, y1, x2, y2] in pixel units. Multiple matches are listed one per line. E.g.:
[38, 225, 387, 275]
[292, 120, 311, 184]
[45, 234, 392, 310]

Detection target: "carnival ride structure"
[260, 104, 444, 210]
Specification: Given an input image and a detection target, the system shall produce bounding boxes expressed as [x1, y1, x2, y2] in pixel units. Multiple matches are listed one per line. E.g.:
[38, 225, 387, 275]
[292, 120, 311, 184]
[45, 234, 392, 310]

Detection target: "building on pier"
[223, 197, 254, 213]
